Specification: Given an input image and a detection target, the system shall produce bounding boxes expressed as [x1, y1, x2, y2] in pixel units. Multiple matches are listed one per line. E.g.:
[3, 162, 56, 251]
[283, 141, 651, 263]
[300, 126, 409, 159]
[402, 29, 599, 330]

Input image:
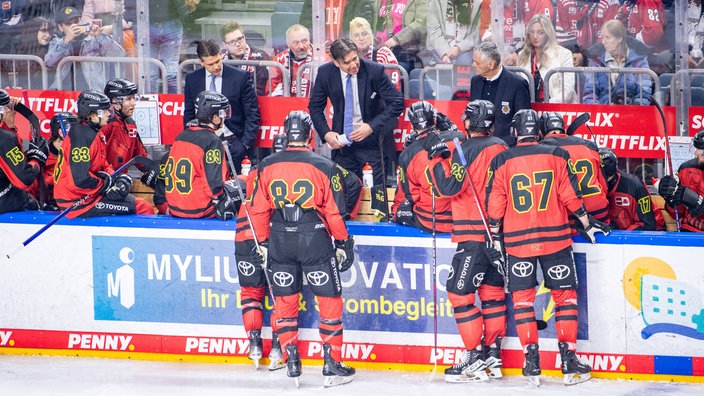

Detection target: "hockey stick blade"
[15, 102, 41, 143]
[566, 112, 590, 136]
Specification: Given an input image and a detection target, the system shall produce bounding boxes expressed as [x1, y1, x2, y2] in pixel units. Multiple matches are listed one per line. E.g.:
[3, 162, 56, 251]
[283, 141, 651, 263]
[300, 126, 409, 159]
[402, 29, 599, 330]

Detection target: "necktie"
[209, 74, 217, 92]
[344, 74, 354, 140]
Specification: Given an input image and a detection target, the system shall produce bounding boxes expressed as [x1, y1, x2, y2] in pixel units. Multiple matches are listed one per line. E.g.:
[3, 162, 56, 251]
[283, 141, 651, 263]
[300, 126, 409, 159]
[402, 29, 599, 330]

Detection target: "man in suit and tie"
[184, 39, 261, 174]
[469, 41, 531, 147]
[308, 38, 404, 186]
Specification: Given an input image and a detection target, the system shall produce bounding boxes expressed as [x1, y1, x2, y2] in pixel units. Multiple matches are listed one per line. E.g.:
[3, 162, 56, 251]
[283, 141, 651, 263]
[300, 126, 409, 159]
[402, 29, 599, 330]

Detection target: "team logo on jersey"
[273, 271, 294, 287]
[237, 260, 256, 277]
[472, 272, 485, 288]
[512, 261, 534, 278]
[501, 101, 510, 115]
[548, 265, 571, 281]
[306, 271, 329, 287]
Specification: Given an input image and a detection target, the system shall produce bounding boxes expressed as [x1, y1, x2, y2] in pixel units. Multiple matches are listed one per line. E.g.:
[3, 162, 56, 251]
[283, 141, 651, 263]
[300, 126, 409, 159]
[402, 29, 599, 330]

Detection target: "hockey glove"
[435, 112, 457, 132]
[334, 237, 355, 272]
[140, 167, 159, 189]
[224, 178, 246, 209]
[251, 242, 268, 269]
[96, 171, 113, 195]
[394, 199, 415, 226]
[657, 175, 683, 207]
[26, 137, 49, 167]
[212, 192, 236, 221]
[105, 174, 132, 200]
[577, 214, 612, 244]
[422, 131, 451, 159]
[484, 232, 505, 269]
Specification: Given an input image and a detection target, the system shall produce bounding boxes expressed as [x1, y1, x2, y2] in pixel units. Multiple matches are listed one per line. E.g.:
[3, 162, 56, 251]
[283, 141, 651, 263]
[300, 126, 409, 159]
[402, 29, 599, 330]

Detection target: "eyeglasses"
[225, 36, 245, 46]
[39, 28, 50, 33]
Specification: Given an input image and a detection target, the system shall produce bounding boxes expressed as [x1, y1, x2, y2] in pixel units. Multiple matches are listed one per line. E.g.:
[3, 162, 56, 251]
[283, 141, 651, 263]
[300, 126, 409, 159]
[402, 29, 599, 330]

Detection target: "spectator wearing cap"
[44, 6, 125, 91]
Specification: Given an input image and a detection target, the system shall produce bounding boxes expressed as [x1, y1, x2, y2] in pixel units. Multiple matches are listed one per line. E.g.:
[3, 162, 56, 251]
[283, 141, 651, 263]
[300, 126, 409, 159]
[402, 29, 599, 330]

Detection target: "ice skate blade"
[564, 372, 591, 386]
[444, 371, 489, 383]
[527, 375, 540, 387]
[486, 367, 503, 378]
[250, 359, 260, 370]
[293, 377, 300, 388]
[323, 374, 354, 387]
[268, 360, 286, 371]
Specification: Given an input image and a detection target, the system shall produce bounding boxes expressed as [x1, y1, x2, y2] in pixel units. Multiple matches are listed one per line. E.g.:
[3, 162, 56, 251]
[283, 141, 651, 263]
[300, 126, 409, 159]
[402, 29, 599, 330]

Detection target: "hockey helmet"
[0, 88, 9, 107]
[693, 129, 704, 150]
[272, 133, 289, 153]
[195, 91, 231, 124]
[50, 112, 78, 140]
[462, 100, 495, 130]
[510, 109, 540, 138]
[104, 78, 138, 102]
[283, 110, 312, 143]
[76, 90, 111, 118]
[599, 147, 618, 179]
[407, 101, 436, 130]
[538, 112, 565, 136]
[435, 112, 457, 132]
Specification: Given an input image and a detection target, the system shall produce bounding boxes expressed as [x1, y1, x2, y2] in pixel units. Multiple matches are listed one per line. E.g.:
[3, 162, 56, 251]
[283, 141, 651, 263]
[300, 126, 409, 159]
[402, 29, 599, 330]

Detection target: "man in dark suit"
[308, 38, 404, 186]
[184, 39, 261, 173]
[469, 41, 531, 147]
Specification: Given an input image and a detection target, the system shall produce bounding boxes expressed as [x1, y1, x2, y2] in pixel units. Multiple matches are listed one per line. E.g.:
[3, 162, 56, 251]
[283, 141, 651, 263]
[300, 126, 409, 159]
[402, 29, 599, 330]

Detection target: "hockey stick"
[15, 94, 47, 207]
[5, 155, 150, 260]
[221, 141, 276, 305]
[430, 189, 439, 379]
[649, 95, 680, 232]
[376, 133, 390, 221]
[452, 138, 548, 330]
[565, 112, 590, 136]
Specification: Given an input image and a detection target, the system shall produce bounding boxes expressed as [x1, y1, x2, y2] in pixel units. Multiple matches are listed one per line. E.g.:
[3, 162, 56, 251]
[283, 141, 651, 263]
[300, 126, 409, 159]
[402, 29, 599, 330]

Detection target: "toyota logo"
[473, 272, 485, 288]
[457, 279, 464, 289]
[95, 201, 105, 209]
[512, 261, 534, 278]
[238, 260, 256, 277]
[447, 266, 455, 279]
[273, 271, 295, 287]
[306, 271, 329, 287]
[547, 265, 571, 280]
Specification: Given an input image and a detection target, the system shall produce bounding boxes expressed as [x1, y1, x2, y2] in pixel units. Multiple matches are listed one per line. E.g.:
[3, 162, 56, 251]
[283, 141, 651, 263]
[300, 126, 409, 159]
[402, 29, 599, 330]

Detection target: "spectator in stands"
[300, 0, 377, 46]
[426, 0, 489, 65]
[375, 0, 429, 73]
[688, 0, 704, 68]
[270, 24, 314, 97]
[45, 6, 126, 91]
[516, 14, 578, 103]
[495, 0, 554, 64]
[582, 19, 653, 105]
[220, 21, 272, 97]
[4, 17, 52, 89]
[148, 0, 197, 93]
[80, 0, 137, 65]
[617, 0, 673, 74]
[18, 0, 54, 22]
[350, 17, 401, 89]
[554, 0, 620, 51]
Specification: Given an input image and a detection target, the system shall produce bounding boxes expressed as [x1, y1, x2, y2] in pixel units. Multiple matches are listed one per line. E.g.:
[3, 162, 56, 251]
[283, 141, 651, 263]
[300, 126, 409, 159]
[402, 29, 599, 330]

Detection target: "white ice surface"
[1, 354, 702, 396]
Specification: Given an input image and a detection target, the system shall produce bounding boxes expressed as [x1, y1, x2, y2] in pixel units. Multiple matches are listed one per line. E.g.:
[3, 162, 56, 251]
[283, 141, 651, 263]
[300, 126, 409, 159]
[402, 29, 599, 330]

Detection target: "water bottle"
[362, 162, 373, 188]
[241, 156, 251, 176]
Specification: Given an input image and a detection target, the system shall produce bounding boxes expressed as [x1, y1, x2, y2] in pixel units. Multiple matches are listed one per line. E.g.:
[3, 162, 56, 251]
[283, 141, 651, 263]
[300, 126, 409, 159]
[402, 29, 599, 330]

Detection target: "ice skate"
[322, 344, 355, 387]
[483, 337, 503, 379]
[268, 332, 285, 371]
[522, 343, 541, 387]
[247, 330, 262, 369]
[285, 344, 301, 388]
[559, 342, 591, 386]
[443, 349, 488, 383]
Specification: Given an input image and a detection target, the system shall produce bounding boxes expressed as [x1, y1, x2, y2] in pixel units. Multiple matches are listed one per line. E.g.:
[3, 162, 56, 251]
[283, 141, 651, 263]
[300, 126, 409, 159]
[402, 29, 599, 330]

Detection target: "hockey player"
[0, 89, 47, 214]
[599, 147, 665, 230]
[102, 78, 158, 189]
[43, 112, 79, 210]
[656, 130, 704, 232]
[391, 101, 460, 233]
[539, 112, 610, 227]
[427, 100, 509, 382]
[163, 91, 239, 220]
[486, 109, 611, 386]
[249, 110, 356, 387]
[53, 90, 154, 218]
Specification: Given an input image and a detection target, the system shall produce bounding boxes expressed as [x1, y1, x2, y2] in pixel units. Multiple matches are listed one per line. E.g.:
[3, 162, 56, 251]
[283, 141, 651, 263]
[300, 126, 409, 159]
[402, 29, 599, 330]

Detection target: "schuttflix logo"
[108, 247, 136, 309]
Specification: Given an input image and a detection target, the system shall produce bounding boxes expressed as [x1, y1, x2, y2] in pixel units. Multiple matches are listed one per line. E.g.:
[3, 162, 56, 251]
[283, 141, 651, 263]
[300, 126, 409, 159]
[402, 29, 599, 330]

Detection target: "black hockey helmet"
[77, 90, 111, 118]
[693, 129, 704, 150]
[195, 90, 231, 124]
[511, 109, 540, 138]
[50, 112, 78, 140]
[599, 147, 618, 179]
[435, 112, 457, 132]
[538, 112, 565, 136]
[283, 110, 312, 143]
[104, 78, 138, 102]
[272, 133, 288, 153]
[0, 88, 9, 106]
[407, 101, 436, 130]
[462, 100, 495, 130]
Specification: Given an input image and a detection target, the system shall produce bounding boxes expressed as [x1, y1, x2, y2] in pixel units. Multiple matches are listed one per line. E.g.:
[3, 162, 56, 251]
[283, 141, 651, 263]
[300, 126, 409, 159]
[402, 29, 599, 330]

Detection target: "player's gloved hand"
[105, 174, 132, 200]
[212, 192, 236, 220]
[394, 199, 415, 226]
[96, 171, 113, 195]
[404, 131, 419, 148]
[140, 167, 158, 189]
[26, 137, 49, 167]
[657, 175, 684, 207]
[422, 131, 450, 159]
[577, 214, 612, 244]
[251, 241, 268, 269]
[484, 232, 505, 269]
[334, 237, 355, 272]
[435, 112, 457, 132]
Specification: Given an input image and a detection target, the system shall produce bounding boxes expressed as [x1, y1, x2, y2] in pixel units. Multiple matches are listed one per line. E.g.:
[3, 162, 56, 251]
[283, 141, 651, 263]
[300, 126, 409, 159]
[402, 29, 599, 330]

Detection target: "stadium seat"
[691, 87, 704, 107]
[271, 12, 301, 53]
[692, 75, 704, 88]
[659, 73, 673, 88]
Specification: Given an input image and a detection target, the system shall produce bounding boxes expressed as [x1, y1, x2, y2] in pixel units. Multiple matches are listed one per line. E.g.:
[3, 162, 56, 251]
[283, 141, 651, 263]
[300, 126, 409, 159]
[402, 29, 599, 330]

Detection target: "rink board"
[1, 212, 704, 381]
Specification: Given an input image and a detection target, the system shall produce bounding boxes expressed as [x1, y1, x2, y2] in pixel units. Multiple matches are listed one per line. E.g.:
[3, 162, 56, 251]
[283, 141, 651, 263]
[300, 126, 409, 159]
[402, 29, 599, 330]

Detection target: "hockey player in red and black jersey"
[102, 79, 158, 189]
[41, 112, 79, 210]
[391, 101, 461, 233]
[163, 91, 239, 220]
[599, 147, 665, 231]
[486, 109, 611, 386]
[0, 88, 47, 214]
[249, 111, 357, 387]
[657, 130, 704, 232]
[54, 90, 154, 218]
[427, 100, 509, 382]
[539, 112, 610, 227]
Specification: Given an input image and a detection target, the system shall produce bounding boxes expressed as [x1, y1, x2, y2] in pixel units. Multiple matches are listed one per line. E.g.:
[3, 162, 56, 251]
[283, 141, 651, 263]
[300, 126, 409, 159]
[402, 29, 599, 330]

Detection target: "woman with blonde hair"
[349, 17, 401, 89]
[517, 14, 577, 103]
